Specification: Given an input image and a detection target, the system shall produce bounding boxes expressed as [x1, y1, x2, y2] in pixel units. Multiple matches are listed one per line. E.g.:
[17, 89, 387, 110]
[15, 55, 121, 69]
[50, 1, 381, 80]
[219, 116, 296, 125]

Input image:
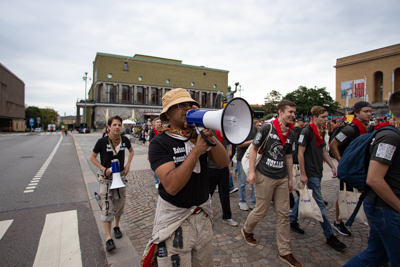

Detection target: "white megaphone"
[186, 97, 252, 145]
[110, 159, 126, 189]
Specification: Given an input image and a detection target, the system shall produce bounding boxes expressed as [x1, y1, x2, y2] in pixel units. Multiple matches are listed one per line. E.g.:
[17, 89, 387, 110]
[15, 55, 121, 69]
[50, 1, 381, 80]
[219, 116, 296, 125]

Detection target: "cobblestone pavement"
[75, 132, 369, 267]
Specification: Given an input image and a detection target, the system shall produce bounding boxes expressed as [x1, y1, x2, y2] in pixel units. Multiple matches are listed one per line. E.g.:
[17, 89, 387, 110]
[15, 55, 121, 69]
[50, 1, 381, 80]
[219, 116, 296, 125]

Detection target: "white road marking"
[0, 220, 13, 240]
[24, 134, 63, 193]
[33, 210, 82, 267]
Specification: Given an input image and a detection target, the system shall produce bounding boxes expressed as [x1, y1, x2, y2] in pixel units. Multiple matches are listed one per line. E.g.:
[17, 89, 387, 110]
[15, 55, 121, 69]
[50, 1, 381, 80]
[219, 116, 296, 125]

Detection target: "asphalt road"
[0, 132, 107, 267]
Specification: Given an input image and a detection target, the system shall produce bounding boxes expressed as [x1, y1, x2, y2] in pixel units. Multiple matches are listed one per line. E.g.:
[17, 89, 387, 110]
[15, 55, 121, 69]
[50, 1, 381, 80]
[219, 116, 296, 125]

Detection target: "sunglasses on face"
[176, 102, 198, 110]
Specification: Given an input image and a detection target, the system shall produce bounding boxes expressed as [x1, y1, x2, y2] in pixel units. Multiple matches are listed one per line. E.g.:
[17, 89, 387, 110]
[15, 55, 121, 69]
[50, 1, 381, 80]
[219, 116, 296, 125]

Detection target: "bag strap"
[259, 123, 273, 151]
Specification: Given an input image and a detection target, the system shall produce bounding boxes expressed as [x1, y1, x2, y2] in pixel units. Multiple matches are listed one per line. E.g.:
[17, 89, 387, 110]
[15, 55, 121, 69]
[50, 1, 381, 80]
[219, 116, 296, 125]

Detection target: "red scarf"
[273, 118, 294, 146]
[215, 130, 225, 142]
[374, 122, 390, 130]
[154, 127, 162, 136]
[309, 122, 324, 148]
[352, 118, 367, 135]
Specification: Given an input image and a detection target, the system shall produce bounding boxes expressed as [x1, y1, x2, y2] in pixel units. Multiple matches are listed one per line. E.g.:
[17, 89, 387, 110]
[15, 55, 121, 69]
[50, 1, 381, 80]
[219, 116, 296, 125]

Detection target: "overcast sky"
[1, 0, 399, 116]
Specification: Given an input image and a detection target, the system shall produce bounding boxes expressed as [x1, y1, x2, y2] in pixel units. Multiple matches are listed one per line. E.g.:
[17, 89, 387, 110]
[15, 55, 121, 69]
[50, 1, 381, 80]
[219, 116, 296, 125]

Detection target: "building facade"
[334, 44, 400, 115]
[76, 53, 229, 128]
[0, 63, 26, 132]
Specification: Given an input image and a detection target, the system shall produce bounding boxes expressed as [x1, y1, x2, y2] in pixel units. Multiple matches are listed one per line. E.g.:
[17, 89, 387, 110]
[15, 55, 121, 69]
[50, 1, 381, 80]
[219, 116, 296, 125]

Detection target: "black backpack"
[328, 123, 359, 158]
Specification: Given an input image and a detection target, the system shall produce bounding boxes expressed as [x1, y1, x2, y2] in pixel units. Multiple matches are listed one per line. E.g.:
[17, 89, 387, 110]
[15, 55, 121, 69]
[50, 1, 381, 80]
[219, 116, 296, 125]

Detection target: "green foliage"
[265, 114, 274, 120]
[25, 106, 41, 127]
[25, 106, 59, 129]
[283, 86, 340, 116]
[264, 90, 283, 115]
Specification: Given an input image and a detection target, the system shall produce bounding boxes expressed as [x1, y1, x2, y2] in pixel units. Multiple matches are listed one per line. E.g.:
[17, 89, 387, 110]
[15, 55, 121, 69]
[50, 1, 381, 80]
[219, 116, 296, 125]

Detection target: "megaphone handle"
[199, 130, 217, 147]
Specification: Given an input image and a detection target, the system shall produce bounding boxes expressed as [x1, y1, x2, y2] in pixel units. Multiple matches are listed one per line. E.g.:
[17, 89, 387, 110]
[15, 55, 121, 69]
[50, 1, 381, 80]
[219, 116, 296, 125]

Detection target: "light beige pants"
[243, 170, 291, 256]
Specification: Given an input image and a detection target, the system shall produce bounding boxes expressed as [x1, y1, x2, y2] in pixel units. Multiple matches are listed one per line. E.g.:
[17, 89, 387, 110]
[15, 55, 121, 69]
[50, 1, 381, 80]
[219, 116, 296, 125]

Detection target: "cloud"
[1, 0, 399, 116]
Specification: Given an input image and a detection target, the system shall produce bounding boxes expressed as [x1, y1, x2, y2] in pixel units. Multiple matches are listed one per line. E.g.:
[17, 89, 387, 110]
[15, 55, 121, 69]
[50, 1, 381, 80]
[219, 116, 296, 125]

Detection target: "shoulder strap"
[260, 123, 273, 149]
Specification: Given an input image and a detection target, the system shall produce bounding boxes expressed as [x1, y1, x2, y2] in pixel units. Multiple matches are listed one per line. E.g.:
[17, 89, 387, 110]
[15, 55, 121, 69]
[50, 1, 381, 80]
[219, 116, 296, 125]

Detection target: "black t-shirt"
[366, 129, 400, 211]
[93, 136, 131, 171]
[292, 126, 303, 164]
[149, 132, 209, 208]
[298, 125, 325, 178]
[236, 125, 257, 161]
[253, 123, 294, 179]
[334, 123, 359, 156]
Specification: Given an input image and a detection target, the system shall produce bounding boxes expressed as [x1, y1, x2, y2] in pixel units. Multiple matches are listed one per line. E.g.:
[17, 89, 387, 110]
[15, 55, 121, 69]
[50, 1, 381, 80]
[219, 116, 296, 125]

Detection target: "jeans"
[229, 174, 234, 191]
[290, 177, 333, 238]
[208, 167, 232, 219]
[153, 171, 160, 185]
[344, 199, 400, 267]
[237, 160, 256, 205]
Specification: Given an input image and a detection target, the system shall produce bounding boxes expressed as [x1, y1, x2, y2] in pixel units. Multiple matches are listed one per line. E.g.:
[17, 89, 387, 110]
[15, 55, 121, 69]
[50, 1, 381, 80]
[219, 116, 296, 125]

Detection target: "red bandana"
[273, 118, 294, 146]
[215, 130, 225, 142]
[352, 118, 367, 135]
[309, 123, 324, 148]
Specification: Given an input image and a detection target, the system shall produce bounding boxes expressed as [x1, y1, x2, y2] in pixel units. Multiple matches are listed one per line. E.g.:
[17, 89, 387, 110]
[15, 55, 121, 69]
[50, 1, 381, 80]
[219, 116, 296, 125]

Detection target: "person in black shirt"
[147, 88, 229, 267]
[90, 116, 134, 251]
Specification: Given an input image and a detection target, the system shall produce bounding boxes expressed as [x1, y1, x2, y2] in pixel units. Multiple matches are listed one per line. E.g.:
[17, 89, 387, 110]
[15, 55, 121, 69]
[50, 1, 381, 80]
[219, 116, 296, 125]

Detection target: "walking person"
[290, 106, 347, 252]
[344, 90, 400, 266]
[329, 101, 371, 236]
[148, 117, 163, 188]
[90, 115, 134, 251]
[143, 88, 229, 266]
[242, 100, 302, 267]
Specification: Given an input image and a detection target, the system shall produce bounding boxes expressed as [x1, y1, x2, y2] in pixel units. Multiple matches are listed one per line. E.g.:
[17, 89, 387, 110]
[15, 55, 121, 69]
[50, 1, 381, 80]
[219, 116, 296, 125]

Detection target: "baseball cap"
[351, 101, 371, 114]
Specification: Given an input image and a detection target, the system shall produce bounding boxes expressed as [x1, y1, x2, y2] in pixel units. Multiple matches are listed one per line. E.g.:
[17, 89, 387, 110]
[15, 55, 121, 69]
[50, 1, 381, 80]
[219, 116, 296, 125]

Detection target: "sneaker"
[106, 239, 116, 251]
[113, 227, 122, 239]
[326, 235, 347, 252]
[239, 202, 249, 211]
[155, 183, 159, 189]
[324, 200, 328, 206]
[333, 221, 352, 236]
[279, 253, 303, 267]
[229, 187, 238, 194]
[241, 228, 257, 246]
[290, 222, 305, 234]
[222, 218, 239, 227]
[249, 203, 256, 210]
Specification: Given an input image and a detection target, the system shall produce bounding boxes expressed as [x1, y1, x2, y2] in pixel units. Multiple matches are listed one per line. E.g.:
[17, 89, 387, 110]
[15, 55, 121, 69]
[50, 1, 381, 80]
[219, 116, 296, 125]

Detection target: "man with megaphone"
[142, 88, 229, 267]
[90, 115, 134, 252]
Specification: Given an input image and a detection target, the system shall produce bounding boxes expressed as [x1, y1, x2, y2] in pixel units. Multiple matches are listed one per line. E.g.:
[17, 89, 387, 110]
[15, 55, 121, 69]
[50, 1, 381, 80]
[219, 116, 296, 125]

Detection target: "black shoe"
[106, 239, 116, 251]
[290, 222, 305, 234]
[113, 227, 123, 239]
[333, 221, 352, 236]
[326, 235, 347, 252]
[324, 201, 328, 206]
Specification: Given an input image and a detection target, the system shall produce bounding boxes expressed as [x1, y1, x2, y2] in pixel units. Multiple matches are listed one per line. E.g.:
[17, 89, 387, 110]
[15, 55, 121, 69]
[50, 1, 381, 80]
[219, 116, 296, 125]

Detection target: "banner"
[354, 79, 365, 98]
[341, 81, 353, 99]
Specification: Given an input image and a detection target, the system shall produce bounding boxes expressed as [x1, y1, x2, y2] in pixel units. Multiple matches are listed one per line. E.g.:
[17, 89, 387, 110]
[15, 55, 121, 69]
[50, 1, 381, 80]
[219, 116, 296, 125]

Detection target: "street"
[0, 132, 107, 267]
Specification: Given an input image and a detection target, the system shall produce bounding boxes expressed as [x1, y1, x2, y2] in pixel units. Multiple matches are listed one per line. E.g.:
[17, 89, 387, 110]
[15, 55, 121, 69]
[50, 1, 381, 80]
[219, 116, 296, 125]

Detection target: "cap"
[160, 88, 199, 121]
[351, 101, 371, 114]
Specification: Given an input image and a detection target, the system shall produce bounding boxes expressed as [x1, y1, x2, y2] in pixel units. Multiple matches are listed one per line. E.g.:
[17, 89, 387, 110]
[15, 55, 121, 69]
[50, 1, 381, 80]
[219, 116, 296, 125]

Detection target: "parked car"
[79, 123, 90, 133]
[34, 128, 43, 132]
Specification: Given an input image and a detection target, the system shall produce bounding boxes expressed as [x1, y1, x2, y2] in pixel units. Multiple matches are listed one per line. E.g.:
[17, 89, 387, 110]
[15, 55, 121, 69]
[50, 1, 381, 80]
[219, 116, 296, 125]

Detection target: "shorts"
[99, 178, 127, 222]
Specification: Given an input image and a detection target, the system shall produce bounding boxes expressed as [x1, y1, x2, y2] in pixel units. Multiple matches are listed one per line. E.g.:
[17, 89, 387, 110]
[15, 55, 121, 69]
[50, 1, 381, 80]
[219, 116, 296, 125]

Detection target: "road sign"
[37, 117, 41, 123]
[29, 118, 34, 126]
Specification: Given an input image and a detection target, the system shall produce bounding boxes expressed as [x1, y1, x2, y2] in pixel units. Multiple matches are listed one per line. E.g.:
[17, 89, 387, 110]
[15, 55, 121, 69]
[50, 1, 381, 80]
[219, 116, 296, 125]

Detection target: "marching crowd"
[90, 88, 400, 267]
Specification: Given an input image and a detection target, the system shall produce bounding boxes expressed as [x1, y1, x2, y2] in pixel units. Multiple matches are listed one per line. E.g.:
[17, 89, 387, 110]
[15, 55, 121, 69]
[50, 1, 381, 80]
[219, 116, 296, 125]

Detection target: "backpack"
[328, 123, 359, 158]
[337, 126, 400, 226]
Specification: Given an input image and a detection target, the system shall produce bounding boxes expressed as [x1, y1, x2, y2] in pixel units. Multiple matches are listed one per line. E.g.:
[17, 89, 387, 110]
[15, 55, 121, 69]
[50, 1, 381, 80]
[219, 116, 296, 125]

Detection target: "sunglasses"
[176, 102, 198, 110]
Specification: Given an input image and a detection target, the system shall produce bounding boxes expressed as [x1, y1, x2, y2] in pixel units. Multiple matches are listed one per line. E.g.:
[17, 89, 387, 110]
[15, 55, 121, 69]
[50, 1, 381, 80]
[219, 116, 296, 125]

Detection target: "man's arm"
[322, 147, 337, 178]
[247, 144, 258, 185]
[207, 137, 230, 168]
[298, 145, 307, 185]
[367, 160, 400, 213]
[329, 139, 341, 162]
[286, 154, 293, 193]
[90, 151, 112, 176]
[124, 146, 134, 174]
[237, 140, 253, 148]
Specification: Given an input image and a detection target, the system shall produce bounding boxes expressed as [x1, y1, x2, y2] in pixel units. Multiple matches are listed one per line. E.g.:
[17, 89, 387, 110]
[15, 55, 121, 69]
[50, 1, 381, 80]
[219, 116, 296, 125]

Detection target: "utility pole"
[82, 72, 88, 124]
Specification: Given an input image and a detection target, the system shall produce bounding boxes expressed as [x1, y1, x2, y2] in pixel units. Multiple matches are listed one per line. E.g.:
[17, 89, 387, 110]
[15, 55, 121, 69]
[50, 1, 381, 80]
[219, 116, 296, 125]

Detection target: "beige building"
[77, 53, 229, 128]
[0, 63, 26, 132]
[334, 44, 400, 115]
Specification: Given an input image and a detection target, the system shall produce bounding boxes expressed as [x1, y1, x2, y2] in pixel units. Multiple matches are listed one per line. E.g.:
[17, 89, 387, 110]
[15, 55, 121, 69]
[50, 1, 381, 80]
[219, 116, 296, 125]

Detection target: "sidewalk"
[72, 131, 369, 267]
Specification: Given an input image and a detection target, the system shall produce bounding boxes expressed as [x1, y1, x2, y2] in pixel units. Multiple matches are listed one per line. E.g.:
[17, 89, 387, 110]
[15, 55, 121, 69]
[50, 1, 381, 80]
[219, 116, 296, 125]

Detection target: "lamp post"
[82, 72, 88, 124]
[238, 85, 244, 97]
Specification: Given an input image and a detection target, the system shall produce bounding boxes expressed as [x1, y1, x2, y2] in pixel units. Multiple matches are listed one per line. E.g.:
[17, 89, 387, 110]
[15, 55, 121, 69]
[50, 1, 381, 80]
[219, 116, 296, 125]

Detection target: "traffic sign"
[29, 118, 34, 126]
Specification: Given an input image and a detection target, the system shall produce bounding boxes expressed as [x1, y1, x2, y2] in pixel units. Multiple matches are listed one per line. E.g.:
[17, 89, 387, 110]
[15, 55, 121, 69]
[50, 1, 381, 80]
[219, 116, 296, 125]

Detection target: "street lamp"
[82, 72, 89, 124]
[238, 85, 244, 97]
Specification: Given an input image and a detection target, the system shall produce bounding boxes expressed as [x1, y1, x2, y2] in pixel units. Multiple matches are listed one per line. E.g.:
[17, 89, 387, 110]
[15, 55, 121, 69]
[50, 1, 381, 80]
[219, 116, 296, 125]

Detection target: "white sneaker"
[229, 188, 238, 194]
[222, 219, 239, 227]
[249, 204, 256, 210]
[239, 202, 249, 211]
[155, 184, 159, 189]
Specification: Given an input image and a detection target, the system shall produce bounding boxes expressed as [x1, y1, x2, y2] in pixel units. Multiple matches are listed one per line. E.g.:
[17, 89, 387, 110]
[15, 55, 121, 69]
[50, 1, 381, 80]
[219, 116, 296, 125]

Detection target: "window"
[166, 79, 170, 84]
[191, 82, 195, 87]
[213, 84, 217, 89]
[151, 87, 162, 105]
[107, 73, 112, 79]
[190, 91, 199, 102]
[106, 84, 118, 103]
[123, 61, 129, 71]
[212, 92, 222, 109]
[201, 92, 208, 108]
[122, 85, 130, 103]
[165, 88, 171, 95]
[138, 76, 143, 81]
[137, 86, 148, 105]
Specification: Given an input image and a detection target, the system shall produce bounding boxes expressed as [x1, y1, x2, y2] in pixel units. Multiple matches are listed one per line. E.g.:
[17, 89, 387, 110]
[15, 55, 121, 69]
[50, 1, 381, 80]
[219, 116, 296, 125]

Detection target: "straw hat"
[160, 88, 199, 121]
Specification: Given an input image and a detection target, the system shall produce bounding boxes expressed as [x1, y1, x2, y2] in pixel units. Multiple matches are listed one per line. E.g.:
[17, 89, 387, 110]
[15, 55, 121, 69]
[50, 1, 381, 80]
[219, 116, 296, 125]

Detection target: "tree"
[263, 90, 283, 115]
[25, 106, 41, 127]
[284, 86, 340, 116]
[40, 107, 59, 129]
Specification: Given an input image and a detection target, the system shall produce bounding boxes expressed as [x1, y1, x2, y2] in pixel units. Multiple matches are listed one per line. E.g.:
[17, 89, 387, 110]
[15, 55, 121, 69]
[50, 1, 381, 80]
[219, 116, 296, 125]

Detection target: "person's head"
[298, 118, 305, 127]
[260, 118, 265, 124]
[352, 101, 372, 122]
[311, 106, 328, 128]
[160, 88, 199, 128]
[330, 120, 337, 127]
[277, 100, 296, 125]
[107, 116, 122, 137]
[389, 90, 400, 120]
[256, 122, 262, 131]
[253, 119, 259, 125]
[152, 117, 162, 129]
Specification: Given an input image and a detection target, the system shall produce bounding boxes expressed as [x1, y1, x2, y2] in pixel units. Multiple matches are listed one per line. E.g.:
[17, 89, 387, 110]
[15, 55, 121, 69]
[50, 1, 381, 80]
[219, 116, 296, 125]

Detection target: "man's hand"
[124, 165, 130, 174]
[288, 178, 293, 193]
[300, 174, 308, 185]
[248, 172, 256, 185]
[195, 128, 213, 154]
[331, 167, 337, 178]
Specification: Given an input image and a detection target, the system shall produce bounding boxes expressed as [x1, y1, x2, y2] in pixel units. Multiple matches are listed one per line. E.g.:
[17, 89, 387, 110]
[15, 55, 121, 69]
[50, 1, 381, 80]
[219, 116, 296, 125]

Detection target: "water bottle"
[158, 242, 167, 258]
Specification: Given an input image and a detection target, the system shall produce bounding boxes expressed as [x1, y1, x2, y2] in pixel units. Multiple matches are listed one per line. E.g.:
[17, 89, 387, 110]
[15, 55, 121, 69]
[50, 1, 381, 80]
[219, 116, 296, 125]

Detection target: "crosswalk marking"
[33, 210, 82, 267]
[0, 220, 13, 240]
